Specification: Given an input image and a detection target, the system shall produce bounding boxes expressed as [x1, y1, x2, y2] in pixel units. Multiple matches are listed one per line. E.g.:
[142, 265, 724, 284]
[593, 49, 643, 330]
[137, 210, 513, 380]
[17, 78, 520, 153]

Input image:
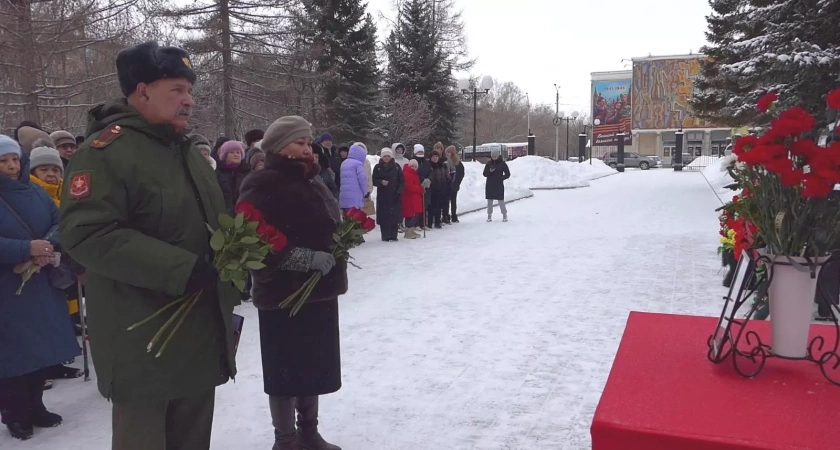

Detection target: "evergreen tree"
[299, 0, 381, 143]
[385, 0, 460, 144]
[692, 0, 840, 127]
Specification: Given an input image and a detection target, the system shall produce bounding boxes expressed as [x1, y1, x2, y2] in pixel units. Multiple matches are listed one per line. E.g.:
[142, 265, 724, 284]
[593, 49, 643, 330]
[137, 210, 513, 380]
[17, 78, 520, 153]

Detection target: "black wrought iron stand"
[707, 251, 840, 385]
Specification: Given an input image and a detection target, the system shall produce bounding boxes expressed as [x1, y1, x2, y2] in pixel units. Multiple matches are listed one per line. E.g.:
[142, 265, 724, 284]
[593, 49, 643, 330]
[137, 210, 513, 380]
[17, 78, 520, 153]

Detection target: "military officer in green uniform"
[59, 41, 239, 450]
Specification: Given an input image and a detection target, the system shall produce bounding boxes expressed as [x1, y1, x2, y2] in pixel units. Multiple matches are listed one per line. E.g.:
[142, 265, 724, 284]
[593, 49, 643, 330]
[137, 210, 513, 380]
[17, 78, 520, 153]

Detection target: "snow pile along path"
[685, 155, 721, 171]
[700, 156, 740, 201]
[366, 155, 617, 214]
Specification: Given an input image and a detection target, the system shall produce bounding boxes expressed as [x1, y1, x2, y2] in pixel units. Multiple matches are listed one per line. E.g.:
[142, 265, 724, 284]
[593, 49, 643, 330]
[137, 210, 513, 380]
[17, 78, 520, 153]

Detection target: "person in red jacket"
[401, 159, 424, 240]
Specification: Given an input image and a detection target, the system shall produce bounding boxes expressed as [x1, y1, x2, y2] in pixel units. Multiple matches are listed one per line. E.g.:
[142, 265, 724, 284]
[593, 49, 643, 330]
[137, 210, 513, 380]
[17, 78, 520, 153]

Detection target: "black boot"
[452, 214, 459, 223]
[270, 396, 301, 450]
[442, 214, 451, 225]
[1, 390, 33, 440]
[295, 396, 340, 450]
[29, 379, 61, 429]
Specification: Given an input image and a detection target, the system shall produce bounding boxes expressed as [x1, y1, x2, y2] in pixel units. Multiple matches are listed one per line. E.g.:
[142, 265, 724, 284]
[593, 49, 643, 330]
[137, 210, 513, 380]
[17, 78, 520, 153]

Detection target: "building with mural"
[629, 54, 731, 164]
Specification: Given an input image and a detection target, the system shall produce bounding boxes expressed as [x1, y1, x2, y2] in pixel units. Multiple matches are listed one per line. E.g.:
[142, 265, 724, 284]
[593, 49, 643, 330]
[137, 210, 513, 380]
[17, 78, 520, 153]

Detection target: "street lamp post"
[526, 92, 531, 135]
[458, 75, 494, 161]
[554, 84, 560, 161]
[557, 110, 580, 160]
[579, 119, 589, 163]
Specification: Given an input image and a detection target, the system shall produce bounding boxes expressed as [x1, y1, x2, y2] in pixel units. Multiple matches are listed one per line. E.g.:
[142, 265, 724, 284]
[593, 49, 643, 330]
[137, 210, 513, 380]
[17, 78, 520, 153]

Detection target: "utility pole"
[554, 84, 560, 161]
[526, 92, 531, 135]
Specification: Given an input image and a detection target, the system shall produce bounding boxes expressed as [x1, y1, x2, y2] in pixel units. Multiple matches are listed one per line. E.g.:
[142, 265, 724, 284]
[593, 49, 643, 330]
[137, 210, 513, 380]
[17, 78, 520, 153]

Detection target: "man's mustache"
[177, 108, 192, 117]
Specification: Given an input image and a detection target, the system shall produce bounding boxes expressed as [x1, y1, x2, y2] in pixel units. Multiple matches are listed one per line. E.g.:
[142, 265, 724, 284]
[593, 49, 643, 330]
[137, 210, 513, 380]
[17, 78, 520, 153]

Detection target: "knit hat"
[29, 146, 64, 176]
[407, 159, 419, 169]
[50, 130, 76, 148]
[0, 135, 21, 158]
[218, 140, 245, 162]
[188, 133, 212, 148]
[250, 151, 265, 170]
[17, 126, 52, 154]
[491, 148, 502, 158]
[414, 144, 425, 156]
[262, 116, 312, 154]
[381, 148, 394, 159]
[318, 133, 334, 143]
[433, 141, 444, 152]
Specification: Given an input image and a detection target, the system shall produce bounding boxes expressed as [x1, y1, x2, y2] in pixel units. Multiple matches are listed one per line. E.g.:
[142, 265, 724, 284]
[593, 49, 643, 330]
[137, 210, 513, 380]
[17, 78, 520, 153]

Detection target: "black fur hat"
[116, 41, 197, 96]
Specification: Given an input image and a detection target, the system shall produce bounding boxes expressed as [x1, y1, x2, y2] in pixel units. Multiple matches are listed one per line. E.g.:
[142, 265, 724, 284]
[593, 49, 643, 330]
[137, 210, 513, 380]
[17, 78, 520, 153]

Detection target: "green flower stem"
[145, 292, 197, 352]
[155, 294, 200, 358]
[291, 272, 322, 316]
[127, 295, 189, 331]
[279, 278, 313, 309]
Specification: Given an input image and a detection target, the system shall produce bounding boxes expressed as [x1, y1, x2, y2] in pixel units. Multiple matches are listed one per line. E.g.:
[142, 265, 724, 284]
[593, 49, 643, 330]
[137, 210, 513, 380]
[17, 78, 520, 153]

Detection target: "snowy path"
[4, 170, 727, 450]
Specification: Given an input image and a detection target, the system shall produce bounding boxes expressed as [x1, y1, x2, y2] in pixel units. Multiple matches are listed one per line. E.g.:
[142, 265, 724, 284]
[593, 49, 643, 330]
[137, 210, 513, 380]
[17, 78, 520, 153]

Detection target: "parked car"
[602, 152, 663, 170]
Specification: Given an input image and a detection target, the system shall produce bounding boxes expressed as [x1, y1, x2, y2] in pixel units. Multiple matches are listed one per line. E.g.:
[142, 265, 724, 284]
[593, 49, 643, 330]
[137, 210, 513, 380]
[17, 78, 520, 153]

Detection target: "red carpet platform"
[591, 312, 840, 450]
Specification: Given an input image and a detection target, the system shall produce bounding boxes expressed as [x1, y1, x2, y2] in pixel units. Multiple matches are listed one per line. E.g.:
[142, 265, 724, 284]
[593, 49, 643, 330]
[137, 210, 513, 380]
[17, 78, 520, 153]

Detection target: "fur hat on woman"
[407, 159, 419, 170]
[50, 130, 76, 148]
[16, 123, 53, 154]
[413, 144, 425, 157]
[250, 151, 265, 170]
[261, 116, 313, 154]
[218, 140, 245, 162]
[380, 148, 394, 159]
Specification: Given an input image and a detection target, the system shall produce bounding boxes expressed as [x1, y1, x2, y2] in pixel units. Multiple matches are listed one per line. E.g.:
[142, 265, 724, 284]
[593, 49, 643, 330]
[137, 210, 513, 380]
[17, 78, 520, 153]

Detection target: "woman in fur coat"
[238, 117, 345, 450]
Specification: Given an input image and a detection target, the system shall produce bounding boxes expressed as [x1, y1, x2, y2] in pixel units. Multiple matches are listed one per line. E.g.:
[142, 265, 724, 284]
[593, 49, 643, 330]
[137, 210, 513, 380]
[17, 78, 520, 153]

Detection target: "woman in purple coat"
[338, 144, 368, 210]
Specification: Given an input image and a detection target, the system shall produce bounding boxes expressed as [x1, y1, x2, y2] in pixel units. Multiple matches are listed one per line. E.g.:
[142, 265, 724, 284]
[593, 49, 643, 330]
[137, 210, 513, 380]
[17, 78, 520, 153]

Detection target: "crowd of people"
[0, 40, 513, 449]
[188, 129, 512, 243]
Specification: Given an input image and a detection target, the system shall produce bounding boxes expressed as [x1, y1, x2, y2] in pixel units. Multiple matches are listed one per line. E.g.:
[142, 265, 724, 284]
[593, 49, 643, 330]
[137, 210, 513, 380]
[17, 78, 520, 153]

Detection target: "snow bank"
[685, 156, 721, 171]
[364, 155, 616, 214]
[700, 156, 740, 197]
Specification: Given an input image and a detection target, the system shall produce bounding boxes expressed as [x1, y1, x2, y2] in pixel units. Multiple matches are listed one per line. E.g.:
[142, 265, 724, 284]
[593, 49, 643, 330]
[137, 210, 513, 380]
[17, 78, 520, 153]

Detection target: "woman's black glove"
[184, 258, 220, 296]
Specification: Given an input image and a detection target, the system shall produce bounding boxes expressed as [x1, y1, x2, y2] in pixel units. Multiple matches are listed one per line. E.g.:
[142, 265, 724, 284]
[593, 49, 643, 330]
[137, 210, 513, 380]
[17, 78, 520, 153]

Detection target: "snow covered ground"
[4, 169, 727, 450]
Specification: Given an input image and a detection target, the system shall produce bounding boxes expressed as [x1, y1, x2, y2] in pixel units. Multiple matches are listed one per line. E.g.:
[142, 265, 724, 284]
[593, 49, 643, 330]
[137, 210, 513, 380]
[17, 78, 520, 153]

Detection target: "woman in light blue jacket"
[339, 144, 368, 210]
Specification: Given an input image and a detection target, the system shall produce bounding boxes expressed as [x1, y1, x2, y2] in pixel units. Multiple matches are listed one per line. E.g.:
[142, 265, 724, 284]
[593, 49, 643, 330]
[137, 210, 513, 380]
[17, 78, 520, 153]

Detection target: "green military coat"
[59, 100, 239, 403]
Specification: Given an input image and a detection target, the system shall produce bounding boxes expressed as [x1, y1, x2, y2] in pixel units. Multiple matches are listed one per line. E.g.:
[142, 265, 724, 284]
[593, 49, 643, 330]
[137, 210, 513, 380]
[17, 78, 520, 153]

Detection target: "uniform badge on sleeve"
[69, 172, 92, 200]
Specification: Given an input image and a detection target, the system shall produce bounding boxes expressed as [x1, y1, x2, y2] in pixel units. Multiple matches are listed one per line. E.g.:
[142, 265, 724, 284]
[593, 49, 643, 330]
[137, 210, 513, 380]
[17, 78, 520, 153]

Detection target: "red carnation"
[268, 232, 288, 252]
[757, 92, 778, 113]
[733, 135, 758, 156]
[737, 144, 770, 166]
[802, 174, 834, 198]
[780, 169, 804, 187]
[771, 106, 817, 137]
[764, 156, 794, 174]
[791, 139, 820, 158]
[828, 88, 840, 110]
[361, 217, 376, 232]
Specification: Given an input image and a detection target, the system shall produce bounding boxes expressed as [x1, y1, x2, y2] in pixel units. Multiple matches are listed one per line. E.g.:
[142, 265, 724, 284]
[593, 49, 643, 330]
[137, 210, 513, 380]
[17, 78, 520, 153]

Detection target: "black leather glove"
[184, 258, 220, 296]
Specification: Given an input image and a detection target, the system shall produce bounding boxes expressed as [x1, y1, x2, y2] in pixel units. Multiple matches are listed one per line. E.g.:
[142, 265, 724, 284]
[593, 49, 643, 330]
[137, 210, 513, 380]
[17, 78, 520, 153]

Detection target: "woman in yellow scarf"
[29, 145, 83, 382]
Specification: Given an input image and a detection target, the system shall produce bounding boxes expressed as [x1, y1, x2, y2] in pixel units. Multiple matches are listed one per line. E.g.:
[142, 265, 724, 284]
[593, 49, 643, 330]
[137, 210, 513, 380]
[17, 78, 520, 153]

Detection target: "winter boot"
[442, 214, 451, 225]
[487, 214, 492, 222]
[270, 396, 301, 450]
[503, 215, 508, 222]
[1, 391, 33, 440]
[295, 396, 341, 450]
[404, 228, 419, 239]
[452, 214, 459, 223]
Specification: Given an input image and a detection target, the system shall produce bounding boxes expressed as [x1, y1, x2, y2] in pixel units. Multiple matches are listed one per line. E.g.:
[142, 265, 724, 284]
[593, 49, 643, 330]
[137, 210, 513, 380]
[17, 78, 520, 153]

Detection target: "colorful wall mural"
[631, 57, 716, 130]
[591, 79, 632, 146]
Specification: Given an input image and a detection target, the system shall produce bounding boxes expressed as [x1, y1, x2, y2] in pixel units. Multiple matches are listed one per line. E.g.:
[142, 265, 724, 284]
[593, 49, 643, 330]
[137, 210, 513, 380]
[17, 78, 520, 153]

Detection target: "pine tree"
[693, 0, 840, 127]
[385, 0, 460, 144]
[299, 0, 381, 143]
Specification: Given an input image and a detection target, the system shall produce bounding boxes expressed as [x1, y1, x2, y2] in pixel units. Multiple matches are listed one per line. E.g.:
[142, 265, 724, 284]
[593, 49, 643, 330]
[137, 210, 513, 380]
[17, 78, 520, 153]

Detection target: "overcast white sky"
[366, 0, 712, 115]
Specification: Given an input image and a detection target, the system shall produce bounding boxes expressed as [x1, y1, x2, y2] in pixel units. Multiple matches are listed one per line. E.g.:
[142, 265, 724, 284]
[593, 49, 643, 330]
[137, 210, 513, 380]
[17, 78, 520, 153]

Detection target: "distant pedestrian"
[401, 159, 423, 240]
[339, 144, 368, 210]
[373, 148, 404, 242]
[484, 148, 511, 222]
[444, 145, 464, 223]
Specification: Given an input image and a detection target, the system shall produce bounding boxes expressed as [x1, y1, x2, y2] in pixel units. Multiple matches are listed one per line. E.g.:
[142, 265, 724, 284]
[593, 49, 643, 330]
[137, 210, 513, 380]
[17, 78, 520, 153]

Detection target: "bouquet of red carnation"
[279, 207, 375, 316]
[128, 201, 286, 357]
[726, 89, 840, 258]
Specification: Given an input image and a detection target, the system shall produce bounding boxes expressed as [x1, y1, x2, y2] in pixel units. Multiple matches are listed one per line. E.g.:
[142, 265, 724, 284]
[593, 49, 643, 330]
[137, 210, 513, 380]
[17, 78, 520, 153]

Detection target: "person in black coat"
[372, 148, 405, 241]
[313, 142, 339, 199]
[412, 145, 433, 228]
[239, 117, 346, 450]
[215, 140, 251, 214]
[484, 148, 511, 222]
[428, 150, 451, 229]
[444, 145, 465, 223]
